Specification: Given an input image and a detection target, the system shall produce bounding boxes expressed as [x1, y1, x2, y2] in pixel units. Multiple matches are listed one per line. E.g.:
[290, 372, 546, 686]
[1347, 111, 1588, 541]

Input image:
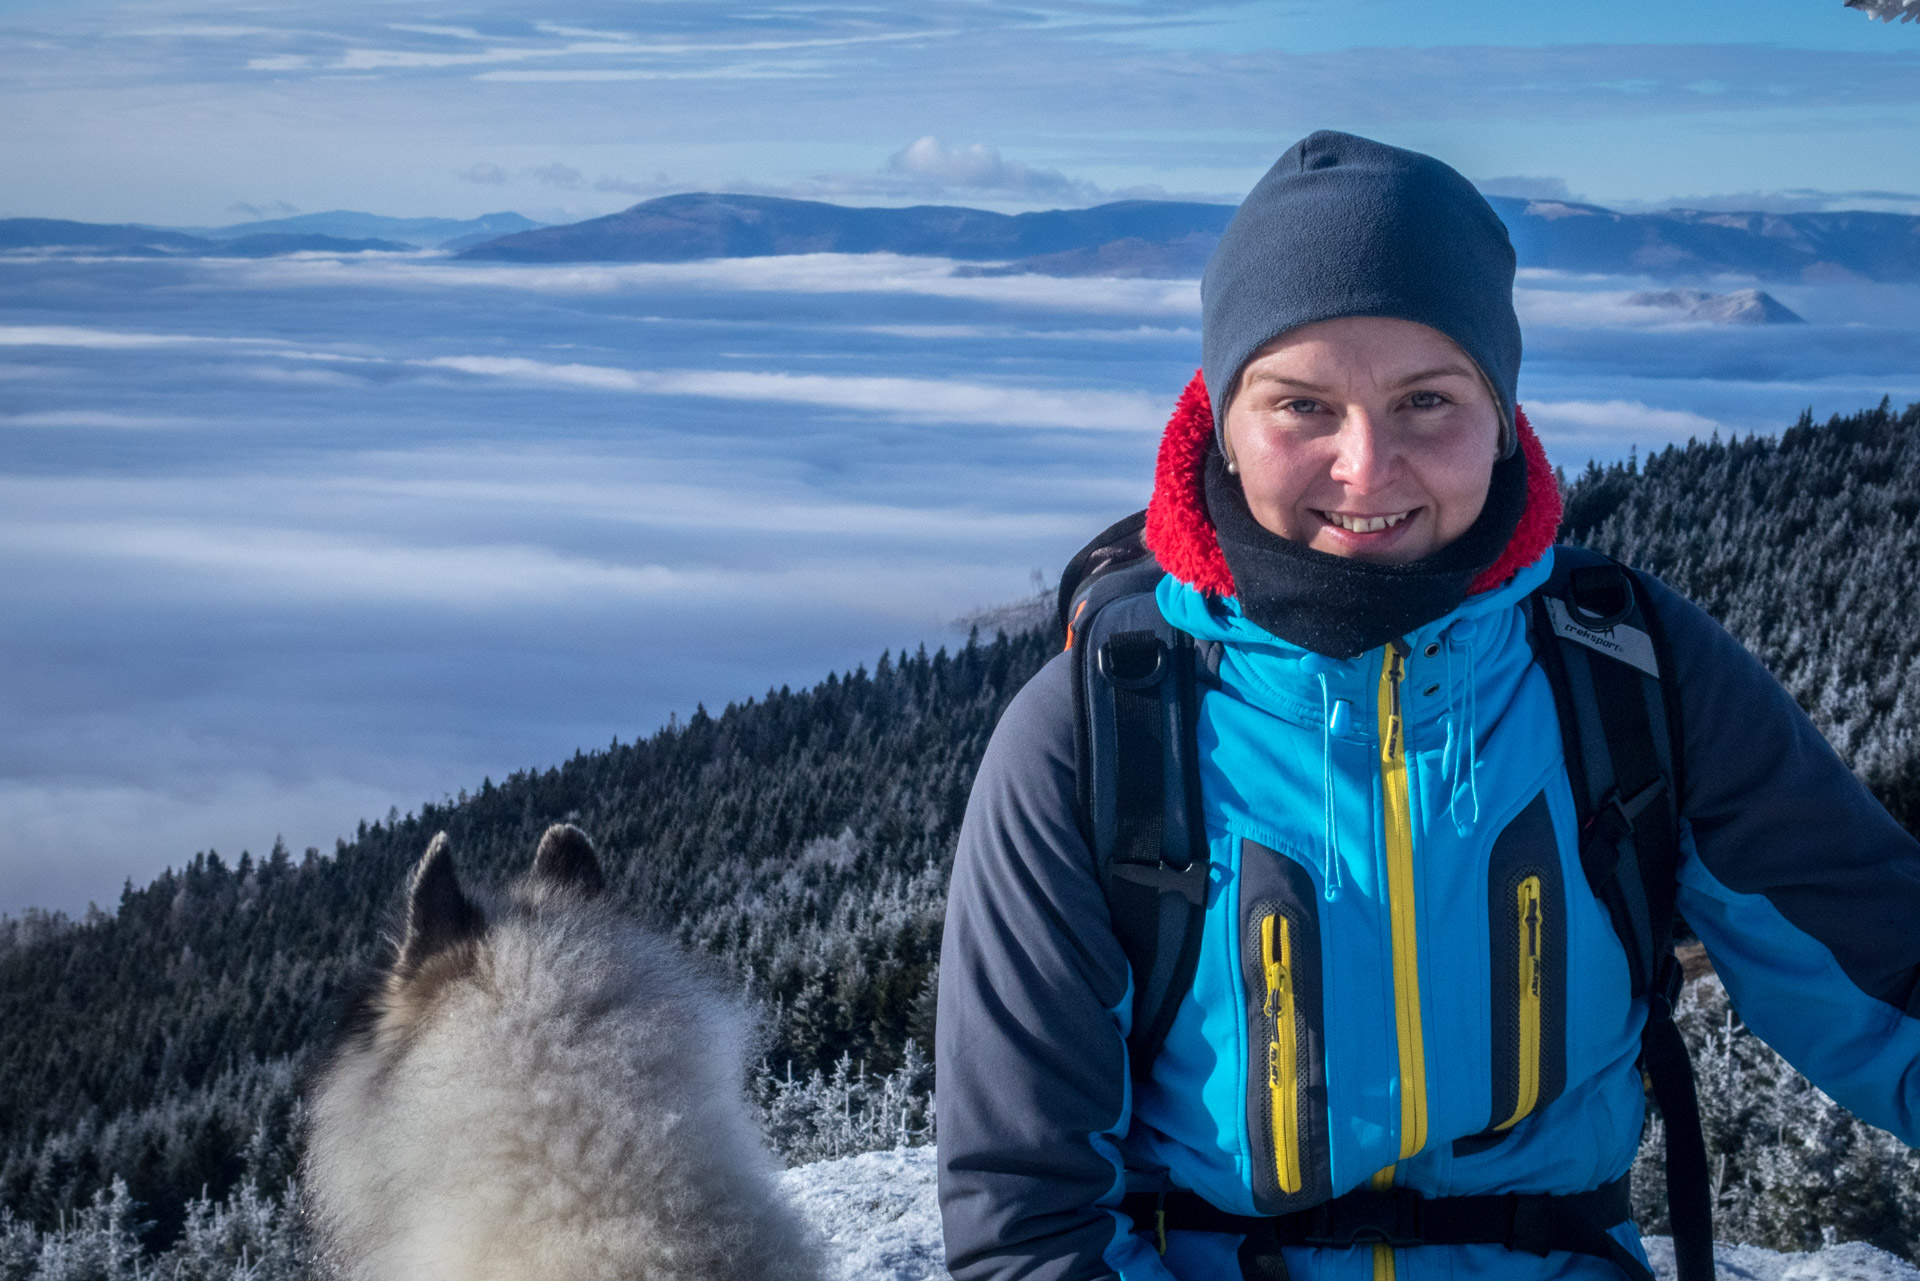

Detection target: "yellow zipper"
[1261, 912, 1302, 1195]
[1370, 1167, 1398, 1281]
[1377, 640, 1428, 1162]
[1497, 875, 1545, 1131]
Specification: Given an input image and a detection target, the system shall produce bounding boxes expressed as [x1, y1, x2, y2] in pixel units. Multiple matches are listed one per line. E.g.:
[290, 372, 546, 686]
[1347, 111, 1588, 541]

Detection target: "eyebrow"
[1242, 372, 1334, 394]
[1389, 364, 1481, 388]
[1242, 363, 1482, 395]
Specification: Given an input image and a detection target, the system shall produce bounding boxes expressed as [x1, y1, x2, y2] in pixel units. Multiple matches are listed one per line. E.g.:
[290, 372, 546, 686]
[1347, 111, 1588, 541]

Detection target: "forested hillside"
[2, 399, 1917, 1277]
[1562, 397, 1920, 831]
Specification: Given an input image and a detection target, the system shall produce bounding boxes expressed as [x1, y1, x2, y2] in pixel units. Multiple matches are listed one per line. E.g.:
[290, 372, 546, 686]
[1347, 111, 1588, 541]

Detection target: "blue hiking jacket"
[936, 410, 1920, 1281]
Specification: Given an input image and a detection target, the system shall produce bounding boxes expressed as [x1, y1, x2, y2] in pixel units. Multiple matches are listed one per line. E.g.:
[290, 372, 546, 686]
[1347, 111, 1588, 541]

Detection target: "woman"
[934, 131, 1920, 1281]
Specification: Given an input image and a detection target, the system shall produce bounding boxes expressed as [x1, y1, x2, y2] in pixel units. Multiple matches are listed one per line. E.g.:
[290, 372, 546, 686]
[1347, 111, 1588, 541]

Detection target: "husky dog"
[303, 825, 823, 1281]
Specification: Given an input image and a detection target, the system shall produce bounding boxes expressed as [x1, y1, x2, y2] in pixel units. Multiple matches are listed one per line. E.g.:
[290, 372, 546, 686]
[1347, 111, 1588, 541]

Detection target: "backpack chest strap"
[1121, 1179, 1651, 1281]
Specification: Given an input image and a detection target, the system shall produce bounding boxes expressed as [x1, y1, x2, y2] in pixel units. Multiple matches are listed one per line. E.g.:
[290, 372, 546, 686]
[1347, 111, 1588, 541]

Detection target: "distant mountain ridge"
[456, 191, 1920, 284]
[15, 196, 1917, 282]
[0, 211, 543, 258]
[1490, 197, 1920, 285]
[197, 210, 544, 250]
[455, 193, 1235, 271]
[0, 218, 411, 258]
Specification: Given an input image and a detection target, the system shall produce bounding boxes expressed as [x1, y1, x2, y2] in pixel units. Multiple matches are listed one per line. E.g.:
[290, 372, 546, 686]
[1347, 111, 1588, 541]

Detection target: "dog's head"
[353, 824, 607, 1053]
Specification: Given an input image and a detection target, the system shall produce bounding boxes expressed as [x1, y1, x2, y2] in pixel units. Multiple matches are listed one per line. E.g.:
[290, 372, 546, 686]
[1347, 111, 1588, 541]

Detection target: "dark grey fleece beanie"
[1202, 130, 1521, 455]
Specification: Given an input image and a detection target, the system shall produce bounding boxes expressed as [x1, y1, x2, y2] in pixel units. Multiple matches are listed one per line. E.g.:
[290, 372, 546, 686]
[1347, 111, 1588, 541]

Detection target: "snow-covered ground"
[1643, 1238, 1920, 1281]
[780, 1147, 947, 1281]
[782, 1146, 1920, 1281]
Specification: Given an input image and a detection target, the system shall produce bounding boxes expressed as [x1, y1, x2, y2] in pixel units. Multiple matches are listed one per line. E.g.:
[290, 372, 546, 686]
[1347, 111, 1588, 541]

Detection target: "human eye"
[1406, 389, 1451, 410]
[1274, 396, 1321, 416]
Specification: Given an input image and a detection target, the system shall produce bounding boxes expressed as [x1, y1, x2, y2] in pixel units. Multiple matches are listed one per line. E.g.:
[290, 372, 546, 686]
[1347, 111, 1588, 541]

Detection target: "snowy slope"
[1643, 1237, 1920, 1281]
[780, 1147, 947, 1281]
[781, 1146, 1920, 1281]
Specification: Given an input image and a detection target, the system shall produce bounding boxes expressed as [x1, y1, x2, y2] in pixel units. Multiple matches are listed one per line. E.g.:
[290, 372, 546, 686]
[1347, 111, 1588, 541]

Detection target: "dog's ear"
[531, 823, 606, 898]
[398, 833, 485, 974]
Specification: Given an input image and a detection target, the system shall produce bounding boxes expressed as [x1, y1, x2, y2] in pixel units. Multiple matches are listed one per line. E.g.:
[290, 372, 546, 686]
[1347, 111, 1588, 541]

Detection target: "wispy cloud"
[0, 518, 685, 604]
[882, 136, 1098, 201]
[530, 162, 586, 190]
[2, 411, 195, 429]
[1513, 288, 1747, 329]
[0, 325, 286, 349]
[1617, 187, 1920, 216]
[471, 64, 822, 83]
[1476, 176, 1581, 202]
[1524, 398, 1724, 451]
[230, 253, 1204, 316]
[235, 21, 958, 80]
[387, 24, 487, 41]
[418, 355, 1163, 430]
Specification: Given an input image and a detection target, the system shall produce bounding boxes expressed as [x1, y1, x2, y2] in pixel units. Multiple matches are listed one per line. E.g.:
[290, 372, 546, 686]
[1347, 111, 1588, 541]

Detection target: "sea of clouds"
[3, 248, 1917, 912]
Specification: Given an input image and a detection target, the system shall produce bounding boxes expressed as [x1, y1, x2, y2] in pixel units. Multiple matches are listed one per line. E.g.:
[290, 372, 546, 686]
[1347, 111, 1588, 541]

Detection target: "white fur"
[304, 879, 823, 1281]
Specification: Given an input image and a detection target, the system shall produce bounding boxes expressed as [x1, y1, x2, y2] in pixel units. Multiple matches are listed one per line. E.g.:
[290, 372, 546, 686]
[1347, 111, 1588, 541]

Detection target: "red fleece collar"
[1143, 370, 1562, 599]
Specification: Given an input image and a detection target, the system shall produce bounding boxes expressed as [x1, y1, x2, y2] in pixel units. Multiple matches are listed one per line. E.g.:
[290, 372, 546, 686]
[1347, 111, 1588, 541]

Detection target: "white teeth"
[1321, 510, 1411, 533]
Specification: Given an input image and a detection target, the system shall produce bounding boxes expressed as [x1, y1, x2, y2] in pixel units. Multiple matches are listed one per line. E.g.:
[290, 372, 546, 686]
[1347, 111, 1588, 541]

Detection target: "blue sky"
[2, 0, 1917, 227]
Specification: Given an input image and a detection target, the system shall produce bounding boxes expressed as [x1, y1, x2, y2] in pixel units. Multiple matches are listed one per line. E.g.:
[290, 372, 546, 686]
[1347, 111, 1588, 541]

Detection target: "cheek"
[1238, 440, 1328, 515]
[1427, 438, 1500, 531]
[1232, 420, 1322, 490]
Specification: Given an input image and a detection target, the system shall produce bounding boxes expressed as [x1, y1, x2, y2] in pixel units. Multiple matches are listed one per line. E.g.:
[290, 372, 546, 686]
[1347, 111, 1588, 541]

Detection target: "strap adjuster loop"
[1099, 633, 1168, 690]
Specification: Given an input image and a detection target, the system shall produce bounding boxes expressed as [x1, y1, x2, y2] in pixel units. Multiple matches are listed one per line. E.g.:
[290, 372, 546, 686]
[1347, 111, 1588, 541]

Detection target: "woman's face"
[1221, 316, 1502, 564]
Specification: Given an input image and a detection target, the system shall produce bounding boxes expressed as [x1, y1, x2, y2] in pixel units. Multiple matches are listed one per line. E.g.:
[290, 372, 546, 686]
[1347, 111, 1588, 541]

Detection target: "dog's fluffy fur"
[303, 826, 822, 1281]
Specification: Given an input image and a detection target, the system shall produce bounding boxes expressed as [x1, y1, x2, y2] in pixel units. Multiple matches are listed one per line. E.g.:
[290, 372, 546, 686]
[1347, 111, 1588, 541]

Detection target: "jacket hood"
[1143, 369, 1561, 607]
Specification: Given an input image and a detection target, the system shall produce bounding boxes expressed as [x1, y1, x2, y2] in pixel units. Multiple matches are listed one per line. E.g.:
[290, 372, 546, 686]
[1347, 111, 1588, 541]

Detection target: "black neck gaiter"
[1204, 447, 1528, 659]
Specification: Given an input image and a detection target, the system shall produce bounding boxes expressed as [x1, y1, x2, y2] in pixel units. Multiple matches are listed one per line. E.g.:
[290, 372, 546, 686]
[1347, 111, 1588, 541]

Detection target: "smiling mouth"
[1317, 509, 1414, 534]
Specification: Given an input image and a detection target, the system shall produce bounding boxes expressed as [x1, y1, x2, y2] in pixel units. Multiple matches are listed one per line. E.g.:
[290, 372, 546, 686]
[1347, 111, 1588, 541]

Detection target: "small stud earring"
[1225, 457, 1239, 475]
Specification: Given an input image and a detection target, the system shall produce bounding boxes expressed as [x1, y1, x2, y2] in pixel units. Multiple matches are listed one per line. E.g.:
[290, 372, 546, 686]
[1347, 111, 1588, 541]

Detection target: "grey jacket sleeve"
[1643, 573, 1920, 1139]
[1643, 572, 1920, 1011]
[936, 651, 1154, 1281]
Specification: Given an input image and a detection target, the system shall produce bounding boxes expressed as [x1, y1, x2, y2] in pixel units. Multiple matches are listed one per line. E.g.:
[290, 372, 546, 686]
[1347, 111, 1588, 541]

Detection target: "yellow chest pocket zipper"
[1499, 875, 1545, 1130]
[1240, 840, 1328, 1213]
[1261, 911, 1303, 1194]
[1458, 791, 1568, 1154]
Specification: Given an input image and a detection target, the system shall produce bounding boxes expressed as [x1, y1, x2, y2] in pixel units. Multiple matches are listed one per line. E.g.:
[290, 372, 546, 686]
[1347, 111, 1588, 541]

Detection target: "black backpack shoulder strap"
[1061, 513, 1214, 1077]
[1529, 546, 1680, 996]
[1528, 546, 1714, 1281]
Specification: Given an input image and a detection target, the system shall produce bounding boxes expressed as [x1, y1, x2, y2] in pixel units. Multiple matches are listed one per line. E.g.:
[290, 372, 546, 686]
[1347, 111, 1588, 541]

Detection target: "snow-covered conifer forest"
[2, 399, 1918, 1280]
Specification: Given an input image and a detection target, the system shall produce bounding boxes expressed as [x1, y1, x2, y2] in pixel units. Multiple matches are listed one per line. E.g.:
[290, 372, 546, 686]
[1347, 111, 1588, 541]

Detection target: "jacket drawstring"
[1316, 671, 1345, 901]
[1444, 622, 1481, 835]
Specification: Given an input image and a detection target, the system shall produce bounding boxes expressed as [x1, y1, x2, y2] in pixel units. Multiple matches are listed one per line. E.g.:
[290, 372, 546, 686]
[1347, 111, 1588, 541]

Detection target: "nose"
[1327, 408, 1394, 493]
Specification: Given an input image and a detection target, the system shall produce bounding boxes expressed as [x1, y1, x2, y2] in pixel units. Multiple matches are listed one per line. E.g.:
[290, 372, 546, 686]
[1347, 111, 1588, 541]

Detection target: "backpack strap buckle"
[1585, 776, 1669, 844]
[1110, 857, 1210, 906]
[1098, 632, 1168, 690]
[1648, 951, 1686, 1026]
